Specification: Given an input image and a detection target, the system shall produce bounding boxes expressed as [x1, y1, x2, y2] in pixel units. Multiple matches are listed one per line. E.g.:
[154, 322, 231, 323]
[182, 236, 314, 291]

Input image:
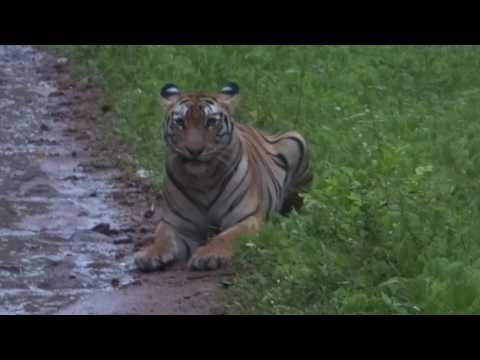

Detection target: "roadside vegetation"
[57, 45, 480, 314]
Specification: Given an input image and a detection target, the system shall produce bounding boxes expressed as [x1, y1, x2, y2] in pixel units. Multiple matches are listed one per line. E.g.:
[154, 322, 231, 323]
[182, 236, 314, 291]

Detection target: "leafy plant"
[55, 45, 480, 314]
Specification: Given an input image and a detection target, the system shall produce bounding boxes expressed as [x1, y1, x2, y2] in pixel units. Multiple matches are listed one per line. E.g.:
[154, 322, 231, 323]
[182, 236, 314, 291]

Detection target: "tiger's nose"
[186, 146, 205, 158]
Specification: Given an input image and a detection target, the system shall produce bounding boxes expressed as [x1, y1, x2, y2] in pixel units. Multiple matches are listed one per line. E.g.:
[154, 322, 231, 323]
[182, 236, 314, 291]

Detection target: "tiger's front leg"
[134, 221, 182, 272]
[188, 216, 261, 271]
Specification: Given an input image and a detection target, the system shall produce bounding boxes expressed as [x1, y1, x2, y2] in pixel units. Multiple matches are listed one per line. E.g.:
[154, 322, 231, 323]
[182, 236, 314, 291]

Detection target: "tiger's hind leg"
[134, 221, 187, 273]
[271, 131, 313, 214]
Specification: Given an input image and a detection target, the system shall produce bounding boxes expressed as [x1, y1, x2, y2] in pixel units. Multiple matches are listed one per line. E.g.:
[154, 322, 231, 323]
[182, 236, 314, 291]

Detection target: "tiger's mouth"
[182, 158, 211, 175]
[181, 157, 205, 165]
[180, 151, 216, 164]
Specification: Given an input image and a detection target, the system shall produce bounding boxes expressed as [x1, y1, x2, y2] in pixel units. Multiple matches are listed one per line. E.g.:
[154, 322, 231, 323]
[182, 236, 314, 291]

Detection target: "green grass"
[56, 45, 480, 314]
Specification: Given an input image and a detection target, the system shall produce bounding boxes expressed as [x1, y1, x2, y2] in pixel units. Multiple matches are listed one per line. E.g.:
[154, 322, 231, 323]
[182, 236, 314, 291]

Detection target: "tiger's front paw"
[134, 252, 174, 273]
[134, 241, 178, 273]
[188, 245, 231, 271]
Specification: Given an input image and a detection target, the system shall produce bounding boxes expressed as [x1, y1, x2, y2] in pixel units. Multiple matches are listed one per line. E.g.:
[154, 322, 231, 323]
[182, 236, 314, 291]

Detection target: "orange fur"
[135, 83, 312, 272]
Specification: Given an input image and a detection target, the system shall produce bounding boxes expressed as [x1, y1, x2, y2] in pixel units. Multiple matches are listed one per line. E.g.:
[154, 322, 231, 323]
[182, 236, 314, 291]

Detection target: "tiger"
[134, 82, 312, 272]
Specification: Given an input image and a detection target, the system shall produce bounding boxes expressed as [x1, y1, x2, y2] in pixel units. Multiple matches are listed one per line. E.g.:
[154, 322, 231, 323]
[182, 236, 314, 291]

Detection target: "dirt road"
[0, 45, 226, 315]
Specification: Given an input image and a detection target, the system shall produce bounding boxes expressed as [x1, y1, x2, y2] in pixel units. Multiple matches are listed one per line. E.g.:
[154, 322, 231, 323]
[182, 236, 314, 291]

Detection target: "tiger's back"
[234, 123, 312, 216]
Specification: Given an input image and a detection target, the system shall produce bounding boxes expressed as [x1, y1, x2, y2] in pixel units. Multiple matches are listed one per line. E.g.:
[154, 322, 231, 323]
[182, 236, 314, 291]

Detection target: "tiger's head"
[161, 82, 240, 166]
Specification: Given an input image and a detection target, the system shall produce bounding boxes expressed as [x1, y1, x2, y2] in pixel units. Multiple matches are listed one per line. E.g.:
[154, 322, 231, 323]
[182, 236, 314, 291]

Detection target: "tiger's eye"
[174, 117, 185, 128]
[207, 117, 219, 128]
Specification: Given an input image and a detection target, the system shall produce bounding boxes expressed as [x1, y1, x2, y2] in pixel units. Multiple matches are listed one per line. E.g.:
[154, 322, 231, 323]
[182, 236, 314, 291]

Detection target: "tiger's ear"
[160, 83, 181, 108]
[218, 82, 240, 113]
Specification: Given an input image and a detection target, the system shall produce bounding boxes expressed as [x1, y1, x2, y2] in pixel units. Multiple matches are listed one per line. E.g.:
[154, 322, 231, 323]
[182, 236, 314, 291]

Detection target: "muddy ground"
[0, 45, 229, 315]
